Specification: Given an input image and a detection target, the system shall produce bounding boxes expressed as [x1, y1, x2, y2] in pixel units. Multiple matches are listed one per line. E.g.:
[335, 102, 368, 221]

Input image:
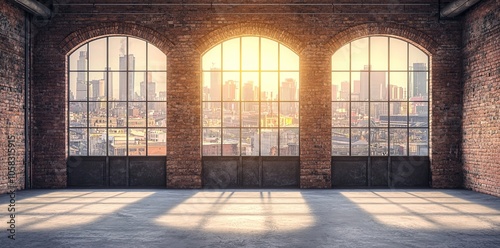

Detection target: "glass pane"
[128, 128, 146, 156]
[351, 102, 369, 127]
[332, 44, 350, 71]
[69, 45, 87, 71]
[280, 44, 299, 71]
[69, 128, 87, 156]
[223, 102, 240, 127]
[148, 43, 166, 70]
[203, 128, 221, 156]
[128, 38, 146, 70]
[241, 128, 259, 156]
[371, 102, 388, 127]
[261, 102, 279, 127]
[151, 72, 166, 101]
[332, 102, 349, 127]
[261, 72, 278, 101]
[389, 72, 407, 101]
[280, 128, 299, 156]
[261, 38, 278, 70]
[69, 71, 87, 101]
[89, 72, 106, 101]
[203, 70, 221, 101]
[353, 71, 368, 101]
[108, 128, 127, 156]
[409, 71, 428, 99]
[148, 102, 166, 127]
[409, 102, 428, 127]
[390, 102, 408, 127]
[332, 72, 349, 101]
[390, 38, 407, 71]
[390, 128, 407, 156]
[108, 37, 126, 71]
[242, 102, 259, 127]
[108, 72, 120, 101]
[203, 102, 221, 127]
[128, 102, 146, 127]
[203, 44, 221, 71]
[109, 102, 126, 127]
[409, 44, 428, 71]
[242, 37, 259, 70]
[370, 128, 388, 156]
[69, 102, 87, 127]
[370, 71, 388, 101]
[89, 102, 107, 128]
[351, 37, 369, 71]
[148, 128, 167, 155]
[261, 128, 278, 156]
[280, 102, 299, 127]
[409, 129, 428, 156]
[223, 72, 239, 101]
[332, 128, 350, 156]
[370, 37, 388, 70]
[223, 79, 239, 101]
[223, 38, 240, 70]
[351, 128, 369, 156]
[223, 128, 240, 156]
[128, 71, 143, 101]
[88, 38, 107, 70]
[89, 128, 107, 155]
[280, 73, 299, 101]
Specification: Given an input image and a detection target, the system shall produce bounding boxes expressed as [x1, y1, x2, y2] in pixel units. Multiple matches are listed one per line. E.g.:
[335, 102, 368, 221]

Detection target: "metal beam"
[440, 0, 482, 18]
[12, 0, 51, 19]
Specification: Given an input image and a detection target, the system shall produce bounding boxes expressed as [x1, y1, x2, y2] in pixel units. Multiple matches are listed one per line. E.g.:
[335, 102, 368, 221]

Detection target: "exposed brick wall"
[462, 0, 500, 197]
[0, 0, 25, 194]
[31, 0, 464, 189]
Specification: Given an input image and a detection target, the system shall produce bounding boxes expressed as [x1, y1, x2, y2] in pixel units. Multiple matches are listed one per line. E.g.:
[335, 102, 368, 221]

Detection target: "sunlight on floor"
[154, 191, 315, 234]
[16, 191, 155, 230]
[341, 191, 500, 230]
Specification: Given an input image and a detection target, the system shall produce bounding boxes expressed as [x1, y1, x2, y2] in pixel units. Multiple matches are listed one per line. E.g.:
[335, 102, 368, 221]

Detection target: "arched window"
[68, 36, 167, 156]
[202, 37, 299, 156]
[331, 36, 429, 156]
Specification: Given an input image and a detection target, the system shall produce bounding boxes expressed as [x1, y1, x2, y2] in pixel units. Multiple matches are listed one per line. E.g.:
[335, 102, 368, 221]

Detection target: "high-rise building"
[210, 68, 221, 101]
[140, 72, 156, 101]
[119, 54, 135, 101]
[76, 51, 87, 100]
[340, 81, 349, 100]
[411, 63, 427, 98]
[280, 78, 297, 101]
[242, 81, 254, 101]
[223, 80, 237, 101]
[360, 65, 386, 100]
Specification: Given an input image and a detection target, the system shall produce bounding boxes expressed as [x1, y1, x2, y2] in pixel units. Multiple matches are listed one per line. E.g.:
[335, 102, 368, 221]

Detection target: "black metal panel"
[332, 157, 367, 186]
[391, 156, 429, 187]
[129, 157, 166, 187]
[202, 157, 239, 188]
[109, 157, 127, 187]
[67, 156, 106, 187]
[370, 157, 388, 186]
[242, 157, 260, 187]
[262, 157, 299, 188]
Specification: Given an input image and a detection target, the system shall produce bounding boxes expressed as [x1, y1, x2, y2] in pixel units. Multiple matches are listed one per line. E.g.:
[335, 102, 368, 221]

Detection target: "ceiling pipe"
[12, 0, 51, 19]
[440, 0, 481, 18]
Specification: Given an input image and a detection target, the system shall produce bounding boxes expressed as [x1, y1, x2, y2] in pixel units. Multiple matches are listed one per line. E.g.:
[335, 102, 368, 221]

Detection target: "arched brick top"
[59, 23, 174, 55]
[327, 23, 439, 56]
[195, 23, 304, 55]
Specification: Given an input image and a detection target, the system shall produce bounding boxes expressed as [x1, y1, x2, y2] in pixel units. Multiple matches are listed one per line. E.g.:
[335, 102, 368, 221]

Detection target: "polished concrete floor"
[1, 189, 499, 247]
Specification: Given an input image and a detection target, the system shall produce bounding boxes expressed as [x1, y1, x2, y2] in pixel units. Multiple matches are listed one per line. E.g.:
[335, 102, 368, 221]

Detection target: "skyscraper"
[210, 68, 221, 101]
[411, 63, 427, 98]
[76, 51, 87, 100]
[119, 54, 135, 101]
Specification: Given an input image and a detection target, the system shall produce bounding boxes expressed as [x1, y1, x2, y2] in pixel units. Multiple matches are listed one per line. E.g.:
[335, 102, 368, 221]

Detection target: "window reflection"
[68, 36, 167, 156]
[202, 37, 299, 156]
[332, 37, 429, 156]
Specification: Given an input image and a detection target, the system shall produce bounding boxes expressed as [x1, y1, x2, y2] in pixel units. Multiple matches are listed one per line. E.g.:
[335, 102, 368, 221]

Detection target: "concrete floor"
[1, 189, 499, 248]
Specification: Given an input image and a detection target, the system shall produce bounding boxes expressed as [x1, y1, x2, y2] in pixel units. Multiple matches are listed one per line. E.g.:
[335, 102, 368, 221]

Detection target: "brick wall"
[462, 0, 500, 197]
[31, 0, 464, 189]
[0, 0, 25, 194]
